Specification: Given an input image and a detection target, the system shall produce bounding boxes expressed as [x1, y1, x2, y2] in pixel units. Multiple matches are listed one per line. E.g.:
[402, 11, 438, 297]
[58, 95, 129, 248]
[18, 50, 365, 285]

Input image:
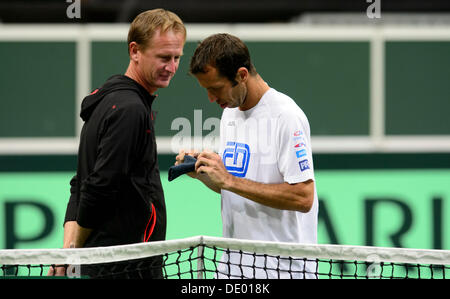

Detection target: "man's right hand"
[175, 150, 199, 178]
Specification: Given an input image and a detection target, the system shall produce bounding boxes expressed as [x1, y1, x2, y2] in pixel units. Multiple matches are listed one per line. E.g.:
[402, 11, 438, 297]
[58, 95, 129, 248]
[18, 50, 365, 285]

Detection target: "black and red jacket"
[64, 75, 166, 247]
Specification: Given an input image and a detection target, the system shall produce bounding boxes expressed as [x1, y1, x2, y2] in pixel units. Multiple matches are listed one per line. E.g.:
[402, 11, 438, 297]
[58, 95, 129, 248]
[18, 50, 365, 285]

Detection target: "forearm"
[63, 221, 93, 248]
[223, 176, 314, 212]
[194, 150, 314, 211]
[49, 221, 91, 276]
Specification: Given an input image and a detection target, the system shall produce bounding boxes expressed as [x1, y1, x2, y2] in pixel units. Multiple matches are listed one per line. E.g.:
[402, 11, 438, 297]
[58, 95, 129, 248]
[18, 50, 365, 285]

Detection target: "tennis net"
[1, 236, 449, 279]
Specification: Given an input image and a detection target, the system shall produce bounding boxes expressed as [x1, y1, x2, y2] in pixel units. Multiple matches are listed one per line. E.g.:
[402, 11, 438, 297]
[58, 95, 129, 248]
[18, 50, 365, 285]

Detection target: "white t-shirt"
[217, 88, 318, 278]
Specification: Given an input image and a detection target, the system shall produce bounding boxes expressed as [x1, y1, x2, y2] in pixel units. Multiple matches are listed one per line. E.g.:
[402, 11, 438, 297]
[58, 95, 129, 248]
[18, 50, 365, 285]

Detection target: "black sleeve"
[76, 99, 146, 229]
[63, 175, 79, 225]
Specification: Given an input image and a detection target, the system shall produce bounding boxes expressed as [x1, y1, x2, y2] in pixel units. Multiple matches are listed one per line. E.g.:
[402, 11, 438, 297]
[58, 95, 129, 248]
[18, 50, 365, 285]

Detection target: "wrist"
[222, 173, 236, 191]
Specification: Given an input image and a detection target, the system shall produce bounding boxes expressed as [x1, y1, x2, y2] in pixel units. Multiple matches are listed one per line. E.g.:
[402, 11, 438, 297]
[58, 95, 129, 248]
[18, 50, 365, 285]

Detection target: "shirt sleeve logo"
[294, 130, 303, 136]
[223, 142, 250, 177]
[299, 159, 310, 171]
[293, 129, 310, 172]
[296, 149, 307, 158]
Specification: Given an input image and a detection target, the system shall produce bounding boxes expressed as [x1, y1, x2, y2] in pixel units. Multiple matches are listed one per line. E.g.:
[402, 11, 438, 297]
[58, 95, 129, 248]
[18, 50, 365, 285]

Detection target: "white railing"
[1, 23, 450, 154]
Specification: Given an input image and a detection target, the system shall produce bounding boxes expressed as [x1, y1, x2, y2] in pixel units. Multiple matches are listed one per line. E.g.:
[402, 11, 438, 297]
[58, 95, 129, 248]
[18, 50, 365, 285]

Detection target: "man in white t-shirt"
[176, 33, 318, 278]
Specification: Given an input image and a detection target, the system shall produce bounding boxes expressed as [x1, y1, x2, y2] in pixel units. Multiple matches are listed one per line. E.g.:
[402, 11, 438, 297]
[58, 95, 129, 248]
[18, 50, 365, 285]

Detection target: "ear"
[128, 42, 140, 62]
[235, 67, 249, 83]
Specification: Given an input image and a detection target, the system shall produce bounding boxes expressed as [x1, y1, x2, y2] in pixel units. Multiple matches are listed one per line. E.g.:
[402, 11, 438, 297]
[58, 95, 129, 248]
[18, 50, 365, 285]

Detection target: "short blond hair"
[127, 8, 186, 53]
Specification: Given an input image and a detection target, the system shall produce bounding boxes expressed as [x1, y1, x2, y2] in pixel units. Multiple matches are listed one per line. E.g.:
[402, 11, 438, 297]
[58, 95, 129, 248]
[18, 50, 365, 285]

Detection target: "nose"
[165, 59, 178, 74]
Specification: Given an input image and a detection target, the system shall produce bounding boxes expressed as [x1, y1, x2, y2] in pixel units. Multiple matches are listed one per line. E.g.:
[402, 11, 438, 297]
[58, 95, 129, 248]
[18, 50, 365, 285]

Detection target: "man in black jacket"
[50, 9, 186, 278]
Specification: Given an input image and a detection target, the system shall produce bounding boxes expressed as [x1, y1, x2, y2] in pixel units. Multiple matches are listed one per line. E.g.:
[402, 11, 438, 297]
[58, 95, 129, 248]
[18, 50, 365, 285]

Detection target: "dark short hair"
[189, 33, 256, 85]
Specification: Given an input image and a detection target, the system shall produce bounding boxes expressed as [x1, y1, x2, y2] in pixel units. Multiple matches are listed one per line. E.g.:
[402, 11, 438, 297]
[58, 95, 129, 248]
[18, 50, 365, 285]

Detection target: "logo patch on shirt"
[293, 136, 305, 143]
[299, 159, 310, 172]
[223, 142, 250, 177]
[294, 130, 303, 136]
[296, 149, 307, 158]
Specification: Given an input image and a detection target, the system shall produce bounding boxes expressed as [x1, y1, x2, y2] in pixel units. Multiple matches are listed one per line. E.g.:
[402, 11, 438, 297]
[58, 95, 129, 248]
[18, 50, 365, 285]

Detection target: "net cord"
[1, 236, 449, 266]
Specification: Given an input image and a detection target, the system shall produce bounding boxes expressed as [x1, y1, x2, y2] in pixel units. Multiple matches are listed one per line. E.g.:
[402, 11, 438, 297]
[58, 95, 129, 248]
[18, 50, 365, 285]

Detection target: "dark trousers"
[80, 255, 164, 279]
